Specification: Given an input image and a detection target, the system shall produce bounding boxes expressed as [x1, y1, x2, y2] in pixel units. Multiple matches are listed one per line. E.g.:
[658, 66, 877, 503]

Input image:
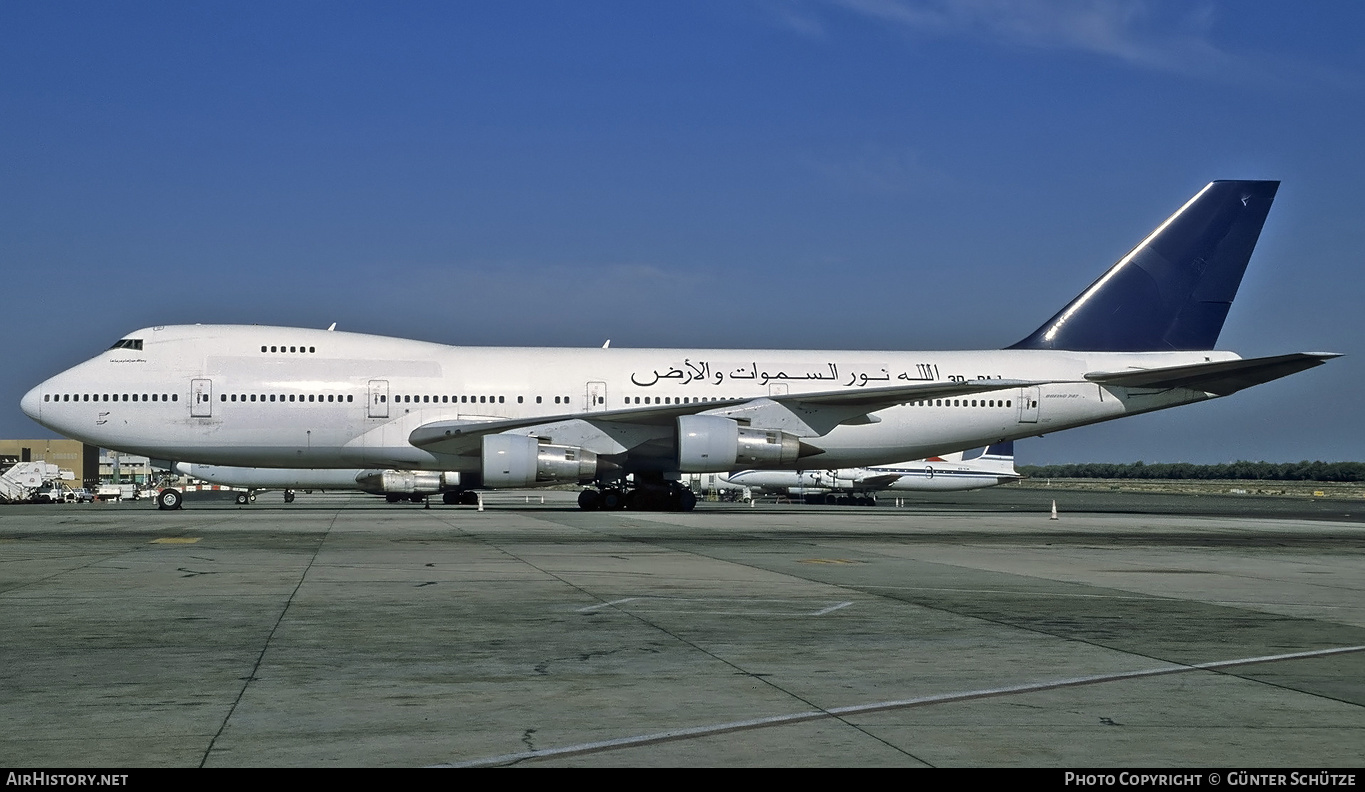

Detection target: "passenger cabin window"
[261, 345, 317, 353]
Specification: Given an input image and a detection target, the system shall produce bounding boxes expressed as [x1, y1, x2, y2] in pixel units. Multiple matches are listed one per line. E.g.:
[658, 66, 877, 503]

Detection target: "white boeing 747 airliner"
[22, 181, 1336, 511]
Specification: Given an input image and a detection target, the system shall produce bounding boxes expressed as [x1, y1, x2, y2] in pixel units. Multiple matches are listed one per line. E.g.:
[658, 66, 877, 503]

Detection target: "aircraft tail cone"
[1050, 500, 1059, 520]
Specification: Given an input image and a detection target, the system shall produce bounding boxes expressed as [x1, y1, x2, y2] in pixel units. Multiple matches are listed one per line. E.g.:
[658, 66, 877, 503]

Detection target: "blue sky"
[3, 1, 1361, 465]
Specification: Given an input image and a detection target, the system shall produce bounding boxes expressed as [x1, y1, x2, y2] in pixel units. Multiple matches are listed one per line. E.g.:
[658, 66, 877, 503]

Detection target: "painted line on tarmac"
[576, 596, 855, 617]
[577, 598, 639, 612]
[862, 584, 1175, 601]
[434, 643, 1365, 768]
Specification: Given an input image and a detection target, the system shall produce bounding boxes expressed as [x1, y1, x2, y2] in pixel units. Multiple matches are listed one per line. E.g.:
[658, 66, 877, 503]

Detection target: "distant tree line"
[1017, 461, 1365, 482]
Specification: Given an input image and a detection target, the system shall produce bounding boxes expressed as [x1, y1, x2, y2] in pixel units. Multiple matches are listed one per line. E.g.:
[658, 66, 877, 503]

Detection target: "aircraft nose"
[20, 384, 42, 421]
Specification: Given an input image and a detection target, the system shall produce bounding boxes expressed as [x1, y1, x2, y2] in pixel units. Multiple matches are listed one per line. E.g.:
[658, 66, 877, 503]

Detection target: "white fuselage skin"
[22, 324, 1236, 472]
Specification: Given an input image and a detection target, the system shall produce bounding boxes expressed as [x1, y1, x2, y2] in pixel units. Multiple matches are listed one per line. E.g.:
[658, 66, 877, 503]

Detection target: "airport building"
[98, 450, 154, 484]
[0, 439, 100, 487]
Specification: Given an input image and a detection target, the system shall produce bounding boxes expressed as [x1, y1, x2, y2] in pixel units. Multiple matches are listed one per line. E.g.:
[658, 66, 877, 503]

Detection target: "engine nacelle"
[355, 470, 462, 495]
[481, 434, 600, 488]
[677, 415, 803, 473]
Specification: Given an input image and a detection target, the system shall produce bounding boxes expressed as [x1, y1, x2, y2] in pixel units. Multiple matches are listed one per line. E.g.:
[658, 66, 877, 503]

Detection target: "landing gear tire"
[600, 488, 624, 510]
[235, 493, 249, 505]
[157, 488, 183, 511]
[284, 491, 295, 504]
[577, 489, 601, 511]
[386, 494, 402, 503]
[442, 491, 460, 505]
[625, 489, 650, 510]
[460, 491, 481, 505]
[677, 489, 697, 512]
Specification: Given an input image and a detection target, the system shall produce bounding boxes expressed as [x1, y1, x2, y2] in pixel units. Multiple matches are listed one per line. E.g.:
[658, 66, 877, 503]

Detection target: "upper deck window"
[109, 339, 143, 351]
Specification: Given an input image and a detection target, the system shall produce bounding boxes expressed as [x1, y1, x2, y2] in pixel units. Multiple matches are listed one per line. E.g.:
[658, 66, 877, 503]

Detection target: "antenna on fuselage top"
[602, 339, 610, 349]
[327, 323, 337, 331]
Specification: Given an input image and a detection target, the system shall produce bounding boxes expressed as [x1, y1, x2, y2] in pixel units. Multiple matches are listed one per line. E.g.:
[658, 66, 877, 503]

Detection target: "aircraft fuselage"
[22, 324, 1233, 472]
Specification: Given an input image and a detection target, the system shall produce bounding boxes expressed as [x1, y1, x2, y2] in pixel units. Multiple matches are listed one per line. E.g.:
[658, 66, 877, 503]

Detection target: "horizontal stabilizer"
[1084, 353, 1339, 396]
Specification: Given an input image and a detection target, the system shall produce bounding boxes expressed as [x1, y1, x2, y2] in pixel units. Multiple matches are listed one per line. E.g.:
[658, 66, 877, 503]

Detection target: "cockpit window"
[109, 339, 143, 351]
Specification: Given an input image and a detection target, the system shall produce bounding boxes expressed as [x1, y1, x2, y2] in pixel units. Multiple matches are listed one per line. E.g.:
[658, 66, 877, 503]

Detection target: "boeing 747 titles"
[22, 181, 1337, 511]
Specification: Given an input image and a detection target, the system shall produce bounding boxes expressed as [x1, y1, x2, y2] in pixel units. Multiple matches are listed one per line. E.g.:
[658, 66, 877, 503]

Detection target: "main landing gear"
[385, 493, 428, 503]
[577, 475, 697, 512]
[441, 490, 481, 506]
[804, 493, 877, 506]
[379, 491, 479, 505]
[229, 489, 294, 505]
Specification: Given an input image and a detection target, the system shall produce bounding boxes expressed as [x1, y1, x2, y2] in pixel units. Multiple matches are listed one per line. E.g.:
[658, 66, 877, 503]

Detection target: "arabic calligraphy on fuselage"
[628, 361, 941, 387]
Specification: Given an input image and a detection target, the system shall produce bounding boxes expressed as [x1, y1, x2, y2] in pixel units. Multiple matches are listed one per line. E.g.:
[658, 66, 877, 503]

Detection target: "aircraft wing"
[407, 399, 754, 454]
[408, 377, 1045, 455]
[1084, 353, 1339, 396]
[851, 473, 905, 489]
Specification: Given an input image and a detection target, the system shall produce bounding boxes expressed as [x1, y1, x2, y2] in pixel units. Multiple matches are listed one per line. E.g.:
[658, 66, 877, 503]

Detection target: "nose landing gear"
[157, 488, 183, 510]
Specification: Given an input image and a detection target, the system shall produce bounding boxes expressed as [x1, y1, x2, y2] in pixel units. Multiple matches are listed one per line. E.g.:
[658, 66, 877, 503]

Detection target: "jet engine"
[481, 434, 602, 488]
[355, 470, 462, 495]
[676, 415, 803, 473]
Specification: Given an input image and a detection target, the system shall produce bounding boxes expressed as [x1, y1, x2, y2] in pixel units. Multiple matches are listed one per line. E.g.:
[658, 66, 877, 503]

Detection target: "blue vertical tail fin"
[1009, 180, 1279, 352]
[981, 441, 1013, 459]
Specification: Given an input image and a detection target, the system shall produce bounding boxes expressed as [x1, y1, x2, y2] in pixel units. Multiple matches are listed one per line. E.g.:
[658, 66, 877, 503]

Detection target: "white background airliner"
[723, 442, 1019, 503]
[22, 181, 1334, 511]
